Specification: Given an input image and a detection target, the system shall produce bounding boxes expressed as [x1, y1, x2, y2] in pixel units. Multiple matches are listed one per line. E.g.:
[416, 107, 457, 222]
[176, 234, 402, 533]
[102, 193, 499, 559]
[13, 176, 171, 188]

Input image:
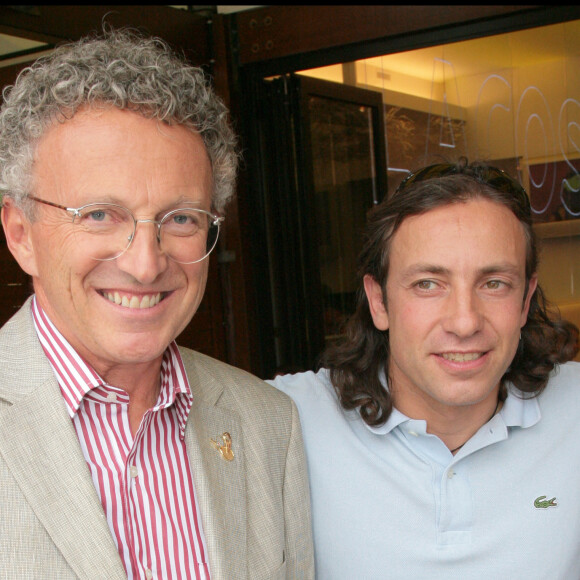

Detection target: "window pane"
[300, 20, 580, 357]
[307, 96, 376, 341]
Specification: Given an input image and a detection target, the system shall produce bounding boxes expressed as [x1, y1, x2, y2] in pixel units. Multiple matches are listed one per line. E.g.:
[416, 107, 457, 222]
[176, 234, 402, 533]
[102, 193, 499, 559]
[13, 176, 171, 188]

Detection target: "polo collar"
[363, 384, 541, 437]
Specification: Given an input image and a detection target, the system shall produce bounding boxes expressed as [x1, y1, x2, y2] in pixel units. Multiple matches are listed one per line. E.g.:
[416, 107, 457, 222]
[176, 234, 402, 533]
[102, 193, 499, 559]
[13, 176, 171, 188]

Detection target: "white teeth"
[441, 352, 482, 362]
[104, 292, 162, 309]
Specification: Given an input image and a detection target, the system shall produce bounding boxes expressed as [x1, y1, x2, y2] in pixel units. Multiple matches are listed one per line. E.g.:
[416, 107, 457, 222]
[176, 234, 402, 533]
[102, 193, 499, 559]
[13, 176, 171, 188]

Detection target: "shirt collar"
[31, 296, 193, 437]
[363, 382, 541, 437]
[364, 406, 411, 436]
[501, 383, 541, 428]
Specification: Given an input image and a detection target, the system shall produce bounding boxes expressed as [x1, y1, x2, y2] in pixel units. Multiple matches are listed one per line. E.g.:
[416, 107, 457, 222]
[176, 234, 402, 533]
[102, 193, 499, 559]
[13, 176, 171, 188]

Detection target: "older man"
[271, 160, 580, 579]
[0, 30, 313, 579]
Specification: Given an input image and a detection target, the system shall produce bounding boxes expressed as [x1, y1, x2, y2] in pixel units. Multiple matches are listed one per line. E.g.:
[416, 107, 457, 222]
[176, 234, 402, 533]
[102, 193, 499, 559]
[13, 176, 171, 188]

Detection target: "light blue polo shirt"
[269, 362, 580, 579]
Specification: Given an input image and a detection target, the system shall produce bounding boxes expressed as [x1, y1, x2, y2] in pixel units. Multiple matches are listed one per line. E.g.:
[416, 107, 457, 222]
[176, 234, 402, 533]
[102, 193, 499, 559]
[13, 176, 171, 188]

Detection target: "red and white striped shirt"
[32, 297, 211, 579]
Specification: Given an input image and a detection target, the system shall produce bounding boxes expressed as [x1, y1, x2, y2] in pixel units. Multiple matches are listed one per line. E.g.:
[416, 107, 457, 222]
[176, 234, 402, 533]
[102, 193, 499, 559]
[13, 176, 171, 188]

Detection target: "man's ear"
[363, 274, 389, 331]
[520, 273, 539, 327]
[1, 198, 39, 277]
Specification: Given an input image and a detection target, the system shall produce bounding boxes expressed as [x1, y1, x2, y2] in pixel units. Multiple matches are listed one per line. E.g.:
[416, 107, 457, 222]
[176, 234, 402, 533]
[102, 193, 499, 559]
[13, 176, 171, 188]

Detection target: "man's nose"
[115, 220, 168, 284]
[441, 288, 483, 337]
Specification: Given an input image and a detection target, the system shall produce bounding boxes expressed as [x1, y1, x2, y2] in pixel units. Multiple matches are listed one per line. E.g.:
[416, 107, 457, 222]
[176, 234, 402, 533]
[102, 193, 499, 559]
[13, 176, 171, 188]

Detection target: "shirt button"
[107, 392, 117, 402]
[407, 430, 419, 437]
[130, 465, 139, 478]
[447, 469, 455, 479]
[145, 569, 153, 579]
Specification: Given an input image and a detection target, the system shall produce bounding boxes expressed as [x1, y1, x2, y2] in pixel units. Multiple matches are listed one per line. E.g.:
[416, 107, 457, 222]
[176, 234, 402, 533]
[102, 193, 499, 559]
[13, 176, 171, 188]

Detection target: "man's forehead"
[387, 199, 528, 274]
[31, 108, 212, 203]
[393, 198, 524, 238]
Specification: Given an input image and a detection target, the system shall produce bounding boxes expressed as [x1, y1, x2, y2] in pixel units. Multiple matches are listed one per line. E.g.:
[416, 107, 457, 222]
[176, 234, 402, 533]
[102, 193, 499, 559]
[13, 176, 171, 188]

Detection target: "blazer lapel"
[184, 359, 248, 580]
[1, 304, 246, 579]
[0, 375, 126, 580]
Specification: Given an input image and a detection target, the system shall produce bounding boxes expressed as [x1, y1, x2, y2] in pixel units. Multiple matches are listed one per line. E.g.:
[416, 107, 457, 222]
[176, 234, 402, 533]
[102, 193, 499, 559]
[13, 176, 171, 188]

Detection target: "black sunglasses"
[395, 162, 531, 213]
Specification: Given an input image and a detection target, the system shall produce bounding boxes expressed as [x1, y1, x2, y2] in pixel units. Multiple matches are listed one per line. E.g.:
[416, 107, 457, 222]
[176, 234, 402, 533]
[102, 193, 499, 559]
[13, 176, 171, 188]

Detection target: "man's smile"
[101, 291, 165, 309]
[439, 352, 485, 362]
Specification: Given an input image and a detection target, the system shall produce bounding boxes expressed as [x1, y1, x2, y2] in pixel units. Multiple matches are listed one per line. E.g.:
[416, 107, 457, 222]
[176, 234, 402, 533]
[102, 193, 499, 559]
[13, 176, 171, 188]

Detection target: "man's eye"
[172, 213, 192, 225]
[485, 280, 503, 290]
[415, 280, 436, 290]
[86, 210, 107, 222]
[78, 207, 129, 227]
[163, 211, 206, 237]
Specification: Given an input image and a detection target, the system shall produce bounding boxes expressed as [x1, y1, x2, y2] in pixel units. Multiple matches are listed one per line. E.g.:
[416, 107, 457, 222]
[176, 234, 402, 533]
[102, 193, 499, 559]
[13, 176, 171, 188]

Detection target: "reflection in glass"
[299, 19, 580, 359]
[307, 96, 375, 342]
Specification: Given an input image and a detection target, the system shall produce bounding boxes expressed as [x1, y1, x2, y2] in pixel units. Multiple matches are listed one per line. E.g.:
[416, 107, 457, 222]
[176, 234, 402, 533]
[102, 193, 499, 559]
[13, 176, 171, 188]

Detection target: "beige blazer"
[0, 300, 314, 579]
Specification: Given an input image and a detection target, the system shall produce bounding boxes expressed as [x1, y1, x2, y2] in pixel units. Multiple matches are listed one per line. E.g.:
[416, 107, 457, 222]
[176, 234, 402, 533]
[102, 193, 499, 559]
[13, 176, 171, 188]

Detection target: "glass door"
[246, 74, 386, 376]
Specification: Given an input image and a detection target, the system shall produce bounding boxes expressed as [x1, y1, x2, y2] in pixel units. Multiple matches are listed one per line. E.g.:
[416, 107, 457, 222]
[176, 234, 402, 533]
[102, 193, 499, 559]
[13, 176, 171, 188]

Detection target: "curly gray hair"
[0, 29, 238, 213]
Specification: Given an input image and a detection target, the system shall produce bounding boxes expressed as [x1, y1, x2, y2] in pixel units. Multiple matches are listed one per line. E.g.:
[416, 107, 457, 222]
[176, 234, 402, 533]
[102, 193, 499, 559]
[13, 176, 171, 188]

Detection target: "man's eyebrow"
[401, 263, 523, 278]
[77, 195, 204, 210]
[478, 263, 523, 277]
[401, 264, 450, 277]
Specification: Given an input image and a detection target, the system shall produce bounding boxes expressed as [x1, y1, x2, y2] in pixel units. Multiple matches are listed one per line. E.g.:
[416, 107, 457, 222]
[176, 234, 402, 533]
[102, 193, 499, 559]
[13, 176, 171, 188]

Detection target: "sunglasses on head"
[395, 162, 531, 213]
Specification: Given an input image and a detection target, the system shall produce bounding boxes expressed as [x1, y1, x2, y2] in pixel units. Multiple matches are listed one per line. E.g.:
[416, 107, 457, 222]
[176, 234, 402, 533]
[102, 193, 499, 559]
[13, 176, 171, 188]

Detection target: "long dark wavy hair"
[320, 160, 575, 427]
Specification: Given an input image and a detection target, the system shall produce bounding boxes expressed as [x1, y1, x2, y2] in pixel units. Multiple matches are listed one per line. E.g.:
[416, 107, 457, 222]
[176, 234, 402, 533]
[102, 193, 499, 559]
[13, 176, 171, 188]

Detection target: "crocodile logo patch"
[534, 495, 557, 509]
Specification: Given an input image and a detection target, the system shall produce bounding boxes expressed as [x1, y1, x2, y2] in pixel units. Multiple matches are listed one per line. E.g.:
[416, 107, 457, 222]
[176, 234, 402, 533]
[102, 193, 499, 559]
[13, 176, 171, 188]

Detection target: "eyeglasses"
[395, 162, 531, 213]
[29, 196, 224, 264]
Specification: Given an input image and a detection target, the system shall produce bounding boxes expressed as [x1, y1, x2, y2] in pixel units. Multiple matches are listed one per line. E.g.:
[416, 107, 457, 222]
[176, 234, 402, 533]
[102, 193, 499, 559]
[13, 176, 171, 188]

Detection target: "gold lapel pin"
[210, 432, 234, 461]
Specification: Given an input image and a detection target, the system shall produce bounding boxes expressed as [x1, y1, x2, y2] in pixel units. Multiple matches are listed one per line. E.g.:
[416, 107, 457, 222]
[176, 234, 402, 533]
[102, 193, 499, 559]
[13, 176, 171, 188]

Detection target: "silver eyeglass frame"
[28, 195, 224, 264]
